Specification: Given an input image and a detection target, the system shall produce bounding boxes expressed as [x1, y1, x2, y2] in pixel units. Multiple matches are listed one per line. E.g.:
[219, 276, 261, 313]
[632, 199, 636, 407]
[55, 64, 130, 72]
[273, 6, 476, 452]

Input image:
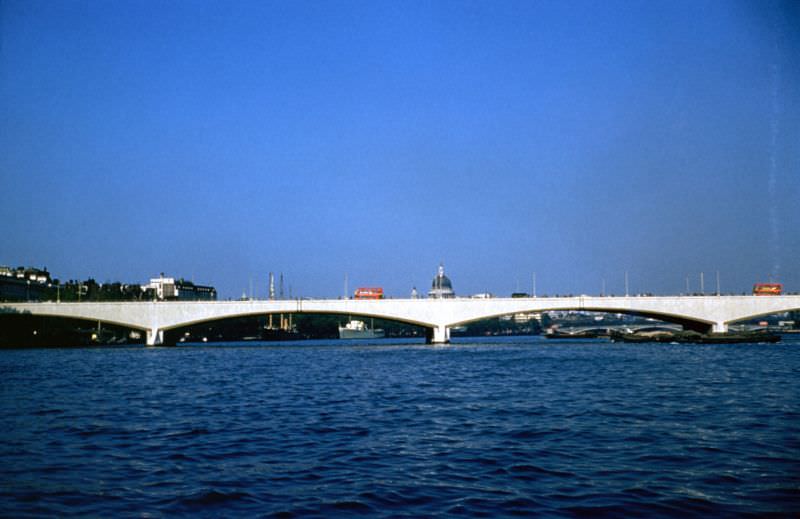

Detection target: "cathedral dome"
[431, 273, 453, 290]
[428, 264, 455, 298]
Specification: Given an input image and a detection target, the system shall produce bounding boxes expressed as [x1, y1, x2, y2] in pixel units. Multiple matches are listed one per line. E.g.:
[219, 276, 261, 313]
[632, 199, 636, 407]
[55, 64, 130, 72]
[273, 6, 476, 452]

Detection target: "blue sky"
[1, 0, 799, 299]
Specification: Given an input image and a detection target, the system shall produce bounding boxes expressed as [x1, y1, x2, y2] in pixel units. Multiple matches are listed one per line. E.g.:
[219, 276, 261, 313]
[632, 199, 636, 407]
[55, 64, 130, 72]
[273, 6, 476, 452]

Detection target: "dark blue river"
[1, 336, 799, 517]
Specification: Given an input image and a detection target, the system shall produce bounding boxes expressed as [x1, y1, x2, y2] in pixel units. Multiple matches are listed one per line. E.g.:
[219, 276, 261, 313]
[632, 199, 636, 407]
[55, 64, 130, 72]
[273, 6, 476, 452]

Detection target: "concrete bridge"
[3, 295, 800, 345]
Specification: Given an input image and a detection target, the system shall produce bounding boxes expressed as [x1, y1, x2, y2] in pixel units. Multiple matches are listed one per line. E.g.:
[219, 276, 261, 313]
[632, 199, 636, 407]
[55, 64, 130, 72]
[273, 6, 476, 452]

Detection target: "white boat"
[338, 319, 385, 339]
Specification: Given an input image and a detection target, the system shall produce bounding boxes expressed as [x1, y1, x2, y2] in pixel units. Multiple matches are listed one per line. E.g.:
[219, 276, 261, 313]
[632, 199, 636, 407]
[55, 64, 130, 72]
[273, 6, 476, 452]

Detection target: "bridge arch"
[447, 306, 717, 334]
[0, 308, 148, 334]
[157, 309, 433, 343]
[723, 305, 800, 328]
[0, 310, 149, 346]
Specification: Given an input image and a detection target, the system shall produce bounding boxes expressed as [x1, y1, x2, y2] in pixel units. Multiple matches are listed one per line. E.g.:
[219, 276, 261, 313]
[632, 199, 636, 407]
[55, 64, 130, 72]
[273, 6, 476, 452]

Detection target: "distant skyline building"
[144, 273, 217, 301]
[428, 264, 455, 299]
[0, 265, 52, 301]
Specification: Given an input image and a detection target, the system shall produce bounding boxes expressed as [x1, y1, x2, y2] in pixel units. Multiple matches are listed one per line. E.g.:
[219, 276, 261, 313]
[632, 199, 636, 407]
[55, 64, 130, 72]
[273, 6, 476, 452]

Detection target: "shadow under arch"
[448, 306, 717, 334]
[0, 312, 145, 347]
[725, 305, 800, 329]
[159, 310, 430, 344]
[0, 304, 149, 335]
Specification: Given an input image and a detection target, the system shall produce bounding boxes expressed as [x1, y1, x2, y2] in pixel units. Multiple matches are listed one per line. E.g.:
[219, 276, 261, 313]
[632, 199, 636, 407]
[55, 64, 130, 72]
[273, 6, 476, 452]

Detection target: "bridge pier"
[426, 325, 450, 344]
[712, 321, 728, 334]
[146, 328, 163, 346]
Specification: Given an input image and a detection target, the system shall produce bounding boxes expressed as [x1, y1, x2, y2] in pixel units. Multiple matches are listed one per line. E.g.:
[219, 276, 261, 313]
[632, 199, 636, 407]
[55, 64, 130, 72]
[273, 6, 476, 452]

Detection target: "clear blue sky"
[2, 0, 799, 299]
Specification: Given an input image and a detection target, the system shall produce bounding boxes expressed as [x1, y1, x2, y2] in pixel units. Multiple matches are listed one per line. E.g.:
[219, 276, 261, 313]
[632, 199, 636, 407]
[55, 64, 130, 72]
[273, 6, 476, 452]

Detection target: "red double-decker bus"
[354, 287, 384, 299]
[753, 283, 782, 296]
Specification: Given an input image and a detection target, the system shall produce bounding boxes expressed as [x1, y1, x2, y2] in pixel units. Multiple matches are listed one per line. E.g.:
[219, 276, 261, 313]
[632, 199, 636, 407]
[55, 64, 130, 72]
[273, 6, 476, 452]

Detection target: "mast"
[279, 273, 285, 329]
[269, 272, 275, 300]
[268, 272, 275, 329]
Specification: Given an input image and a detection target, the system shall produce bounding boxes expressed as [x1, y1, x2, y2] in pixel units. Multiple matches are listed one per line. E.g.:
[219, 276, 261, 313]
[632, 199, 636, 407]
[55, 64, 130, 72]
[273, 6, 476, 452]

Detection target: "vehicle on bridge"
[753, 283, 782, 296]
[354, 287, 384, 299]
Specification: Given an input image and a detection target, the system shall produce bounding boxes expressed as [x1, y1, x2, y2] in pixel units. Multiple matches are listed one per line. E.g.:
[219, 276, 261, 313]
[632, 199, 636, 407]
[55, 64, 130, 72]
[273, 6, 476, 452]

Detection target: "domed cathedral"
[428, 264, 455, 299]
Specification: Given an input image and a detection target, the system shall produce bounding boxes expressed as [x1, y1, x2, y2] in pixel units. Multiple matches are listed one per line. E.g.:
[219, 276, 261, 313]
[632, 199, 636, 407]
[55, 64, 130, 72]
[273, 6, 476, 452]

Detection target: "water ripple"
[1, 338, 799, 516]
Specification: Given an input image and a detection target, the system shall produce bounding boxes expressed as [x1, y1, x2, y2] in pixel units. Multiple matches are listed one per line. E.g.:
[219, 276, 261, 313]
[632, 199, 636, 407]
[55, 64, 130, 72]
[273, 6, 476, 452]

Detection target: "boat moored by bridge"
[338, 319, 385, 339]
[544, 327, 606, 339]
[610, 330, 781, 344]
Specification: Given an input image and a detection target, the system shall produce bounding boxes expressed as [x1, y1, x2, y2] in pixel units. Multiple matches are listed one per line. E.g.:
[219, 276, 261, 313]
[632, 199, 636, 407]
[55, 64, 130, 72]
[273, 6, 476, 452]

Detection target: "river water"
[1, 336, 798, 517]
